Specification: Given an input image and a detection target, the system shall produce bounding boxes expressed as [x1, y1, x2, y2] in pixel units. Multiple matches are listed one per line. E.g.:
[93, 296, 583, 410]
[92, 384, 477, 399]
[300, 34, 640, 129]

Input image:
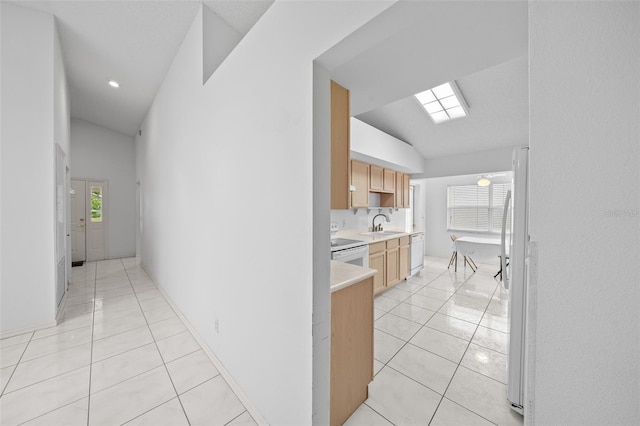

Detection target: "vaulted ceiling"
[16, 0, 528, 161]
[18, 1, 273, 136]
[318, 0, 529, 160]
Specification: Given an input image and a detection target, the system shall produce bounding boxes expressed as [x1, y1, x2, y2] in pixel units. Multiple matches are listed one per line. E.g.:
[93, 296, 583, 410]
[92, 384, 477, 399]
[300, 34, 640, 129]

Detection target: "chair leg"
[464, 256, 477, 272]
[495, 256, 502, 279]
[468, 256, 478, 271]
[448, 251, 456, 268]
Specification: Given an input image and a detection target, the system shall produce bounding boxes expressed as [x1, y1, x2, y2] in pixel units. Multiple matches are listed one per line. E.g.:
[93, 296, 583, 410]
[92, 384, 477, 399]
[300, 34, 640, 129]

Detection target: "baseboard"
[139, 262, 268, 426]
[1, 320, 57, 339]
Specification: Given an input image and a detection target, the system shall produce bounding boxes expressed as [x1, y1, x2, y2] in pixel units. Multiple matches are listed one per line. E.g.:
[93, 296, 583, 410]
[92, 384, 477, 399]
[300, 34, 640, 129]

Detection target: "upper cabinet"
[383, 169, 395, 193]
[369, 165, 384, 192]
[350, 160, 369, 208]
[330, 81, 412, 210]
[403, 173, 410, 208]
[331, 81, 350, 210]
[395, 173, 403, 207]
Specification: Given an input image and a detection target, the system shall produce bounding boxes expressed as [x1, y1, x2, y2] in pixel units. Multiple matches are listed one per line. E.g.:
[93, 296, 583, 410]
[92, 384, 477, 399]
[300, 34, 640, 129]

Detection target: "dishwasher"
[410, 232, 424, 277]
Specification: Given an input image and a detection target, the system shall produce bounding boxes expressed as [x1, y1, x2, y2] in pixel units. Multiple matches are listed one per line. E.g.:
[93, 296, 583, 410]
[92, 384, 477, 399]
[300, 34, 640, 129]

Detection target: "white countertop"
[330, 261, 377, 293]
[338, 227, 425, 244]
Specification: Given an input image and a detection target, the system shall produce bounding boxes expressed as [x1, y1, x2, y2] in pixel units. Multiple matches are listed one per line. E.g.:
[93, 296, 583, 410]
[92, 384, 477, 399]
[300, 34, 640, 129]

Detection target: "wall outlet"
[214, 319, 219, 334]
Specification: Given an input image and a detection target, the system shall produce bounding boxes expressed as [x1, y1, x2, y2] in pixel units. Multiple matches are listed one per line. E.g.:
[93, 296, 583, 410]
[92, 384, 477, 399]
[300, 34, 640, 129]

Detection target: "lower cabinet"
[369, 237, 410, 295]
[369, 242, 386, 295]
[399, 236, 410, 280]
[386, 239, 400, 287]
[331, 277, 374, 426]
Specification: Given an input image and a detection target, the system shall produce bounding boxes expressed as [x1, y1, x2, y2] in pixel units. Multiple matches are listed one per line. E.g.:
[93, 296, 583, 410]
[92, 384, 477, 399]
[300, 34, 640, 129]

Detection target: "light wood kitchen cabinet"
[331, 276, 373, 426]
[331, 80, 350, 210]
[369, 237, 410, 294]
[395, 172, 404, 207]
[386, 239, 400, 287]
[350, 160, 369, 208]
[369, 241, 386, 295]
[383, 169, 396, 192]
[403, 173, 410, 208]
[369, 165, 384, 192]
[399, 236, 410, 280]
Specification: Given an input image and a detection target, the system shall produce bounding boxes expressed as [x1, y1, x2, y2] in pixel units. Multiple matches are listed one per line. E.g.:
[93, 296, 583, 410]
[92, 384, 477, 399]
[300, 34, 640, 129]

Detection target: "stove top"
[330, 238, 367, 252]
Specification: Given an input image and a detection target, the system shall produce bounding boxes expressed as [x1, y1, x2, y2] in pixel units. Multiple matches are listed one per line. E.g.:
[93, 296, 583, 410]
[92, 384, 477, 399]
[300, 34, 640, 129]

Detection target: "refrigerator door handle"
[501, 190, 512, 289]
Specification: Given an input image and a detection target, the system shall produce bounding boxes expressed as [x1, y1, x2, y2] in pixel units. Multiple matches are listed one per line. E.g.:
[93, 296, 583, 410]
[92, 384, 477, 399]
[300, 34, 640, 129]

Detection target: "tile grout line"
[0, 331, 35, 398]
[426, 277, 502, 425]
[122, 259, 193, 426]
[86, 260, 99, 426]
[374, 265, 504, 425]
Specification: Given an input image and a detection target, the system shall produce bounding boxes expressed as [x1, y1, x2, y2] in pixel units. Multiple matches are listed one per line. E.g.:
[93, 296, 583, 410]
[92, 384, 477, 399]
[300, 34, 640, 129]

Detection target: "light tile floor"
[0, 258, 255, 426]
[345, 256, 524, 426]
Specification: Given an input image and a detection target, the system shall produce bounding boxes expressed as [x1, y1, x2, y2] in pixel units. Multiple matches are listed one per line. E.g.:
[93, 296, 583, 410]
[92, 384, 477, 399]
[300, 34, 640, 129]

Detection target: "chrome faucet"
[372, 213, 390, 232]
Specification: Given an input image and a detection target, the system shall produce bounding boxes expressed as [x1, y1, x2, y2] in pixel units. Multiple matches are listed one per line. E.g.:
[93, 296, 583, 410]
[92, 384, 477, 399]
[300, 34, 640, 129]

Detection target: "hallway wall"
[135, 3, 392, 423]
[70, 119, 136, 259]
[0, 3, 70, 333]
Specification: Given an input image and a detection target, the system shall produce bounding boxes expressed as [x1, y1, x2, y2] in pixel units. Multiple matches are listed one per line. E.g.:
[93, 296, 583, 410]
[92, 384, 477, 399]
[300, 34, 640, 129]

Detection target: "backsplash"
[331, 208, 408, 233]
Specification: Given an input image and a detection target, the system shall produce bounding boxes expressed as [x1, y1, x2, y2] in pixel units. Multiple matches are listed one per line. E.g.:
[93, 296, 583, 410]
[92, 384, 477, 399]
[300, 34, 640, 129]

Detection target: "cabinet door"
[351, 160, 369, 208]
[383, 169, 395, 192]
[399, 243, 410, 280]
[386, 247, 400, 287]
[331, 81, 350, 209]
[395, 172, 403, 207]
[370, 165, 384, 191]
[369, 252, 386, 295]
[403, 174, 410, 208]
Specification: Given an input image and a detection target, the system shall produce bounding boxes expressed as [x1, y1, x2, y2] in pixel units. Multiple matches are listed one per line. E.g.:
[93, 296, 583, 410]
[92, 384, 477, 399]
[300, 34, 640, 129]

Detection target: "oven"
[331, 238, 369, 268]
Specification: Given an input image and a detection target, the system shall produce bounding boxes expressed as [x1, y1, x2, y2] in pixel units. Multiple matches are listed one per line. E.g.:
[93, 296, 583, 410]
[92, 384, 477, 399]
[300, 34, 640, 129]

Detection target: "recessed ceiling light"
[108, 80, 120, 88]
[414, 81, 469, 124]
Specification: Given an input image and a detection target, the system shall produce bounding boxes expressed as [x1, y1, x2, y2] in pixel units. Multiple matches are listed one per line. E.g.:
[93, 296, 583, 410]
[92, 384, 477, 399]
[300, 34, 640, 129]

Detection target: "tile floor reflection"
[0, 258, 255, 426]
[345, 256, 524, 426]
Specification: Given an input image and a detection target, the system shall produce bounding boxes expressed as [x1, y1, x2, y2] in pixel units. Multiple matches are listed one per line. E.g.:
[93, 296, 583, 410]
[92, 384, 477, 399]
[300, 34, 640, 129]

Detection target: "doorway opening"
[71, 178, 109, 264]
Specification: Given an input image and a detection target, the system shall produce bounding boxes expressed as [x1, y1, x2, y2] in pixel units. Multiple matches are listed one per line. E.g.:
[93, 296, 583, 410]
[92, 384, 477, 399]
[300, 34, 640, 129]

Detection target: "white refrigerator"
[500, 146, 529, 414]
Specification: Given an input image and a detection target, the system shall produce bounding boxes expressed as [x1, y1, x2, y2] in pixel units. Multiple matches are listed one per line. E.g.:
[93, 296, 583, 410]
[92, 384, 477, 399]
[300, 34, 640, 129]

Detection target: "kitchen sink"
[360, 231, 405, 236]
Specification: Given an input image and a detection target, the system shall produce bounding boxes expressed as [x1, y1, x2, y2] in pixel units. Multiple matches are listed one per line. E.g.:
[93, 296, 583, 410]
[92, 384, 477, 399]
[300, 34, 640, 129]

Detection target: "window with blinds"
[447, 182, 512, 233]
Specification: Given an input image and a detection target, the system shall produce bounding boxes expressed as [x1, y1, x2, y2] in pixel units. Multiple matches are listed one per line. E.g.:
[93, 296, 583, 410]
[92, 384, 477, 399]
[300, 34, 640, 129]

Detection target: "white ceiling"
[15, 0, 527, 159]
[17, 0, 273, 136]
[357, 55, 529, 159]
[318, 0, 529, 160]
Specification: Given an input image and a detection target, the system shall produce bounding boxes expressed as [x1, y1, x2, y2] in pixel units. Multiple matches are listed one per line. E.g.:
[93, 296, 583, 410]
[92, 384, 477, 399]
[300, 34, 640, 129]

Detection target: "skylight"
[415, 81, 468, 124]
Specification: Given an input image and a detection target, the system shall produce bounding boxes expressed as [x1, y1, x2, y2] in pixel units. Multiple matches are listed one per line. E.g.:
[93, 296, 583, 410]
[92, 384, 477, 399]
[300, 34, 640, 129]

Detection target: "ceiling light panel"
[414, 81, 468, 124]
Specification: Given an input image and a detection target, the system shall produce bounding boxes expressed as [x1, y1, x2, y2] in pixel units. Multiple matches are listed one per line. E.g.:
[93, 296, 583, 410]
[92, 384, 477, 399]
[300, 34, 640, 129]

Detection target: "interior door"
[86, 180, 107, 261]
[71, 179, 86, 262]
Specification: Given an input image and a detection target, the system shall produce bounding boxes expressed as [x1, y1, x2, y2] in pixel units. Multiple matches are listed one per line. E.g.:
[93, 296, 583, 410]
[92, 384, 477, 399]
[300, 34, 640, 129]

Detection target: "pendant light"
[477, 176, 491, 187]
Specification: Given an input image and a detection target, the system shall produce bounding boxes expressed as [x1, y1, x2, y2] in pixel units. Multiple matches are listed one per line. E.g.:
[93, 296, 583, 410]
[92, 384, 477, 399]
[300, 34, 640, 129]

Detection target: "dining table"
[453, 236, 505, 275]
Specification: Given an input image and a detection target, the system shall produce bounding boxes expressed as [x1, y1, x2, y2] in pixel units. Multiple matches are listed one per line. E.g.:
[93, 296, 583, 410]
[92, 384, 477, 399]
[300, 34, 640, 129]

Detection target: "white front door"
[86, 180, 107, 261]
[71, 179, 86, 262]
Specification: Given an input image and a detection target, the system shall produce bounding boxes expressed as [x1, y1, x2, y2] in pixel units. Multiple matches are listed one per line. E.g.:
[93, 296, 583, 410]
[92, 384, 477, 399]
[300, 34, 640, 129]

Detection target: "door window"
[90, 186, 103, 222]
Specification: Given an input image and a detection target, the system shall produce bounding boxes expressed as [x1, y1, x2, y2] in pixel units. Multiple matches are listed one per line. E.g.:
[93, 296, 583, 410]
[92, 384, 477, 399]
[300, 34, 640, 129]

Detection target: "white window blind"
[447, 182, 512, 233]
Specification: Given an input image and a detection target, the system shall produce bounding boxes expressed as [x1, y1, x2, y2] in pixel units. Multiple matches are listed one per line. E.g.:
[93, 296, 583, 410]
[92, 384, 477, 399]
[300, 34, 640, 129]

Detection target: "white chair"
[448, 234, 477, 272]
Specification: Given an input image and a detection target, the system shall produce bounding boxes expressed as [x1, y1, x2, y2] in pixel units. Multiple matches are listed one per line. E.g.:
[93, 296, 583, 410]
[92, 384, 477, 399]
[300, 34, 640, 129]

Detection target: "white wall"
[70, 119, 136, 259]
[415, 173, 511, 260]
[331, 208, 409, 234]
[1, 3, 68, 333]
[350, 117, 424, 173]
[414, 146, 515, 179]
[136, 3, 392, 424]
[528, 2, 639, 424]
